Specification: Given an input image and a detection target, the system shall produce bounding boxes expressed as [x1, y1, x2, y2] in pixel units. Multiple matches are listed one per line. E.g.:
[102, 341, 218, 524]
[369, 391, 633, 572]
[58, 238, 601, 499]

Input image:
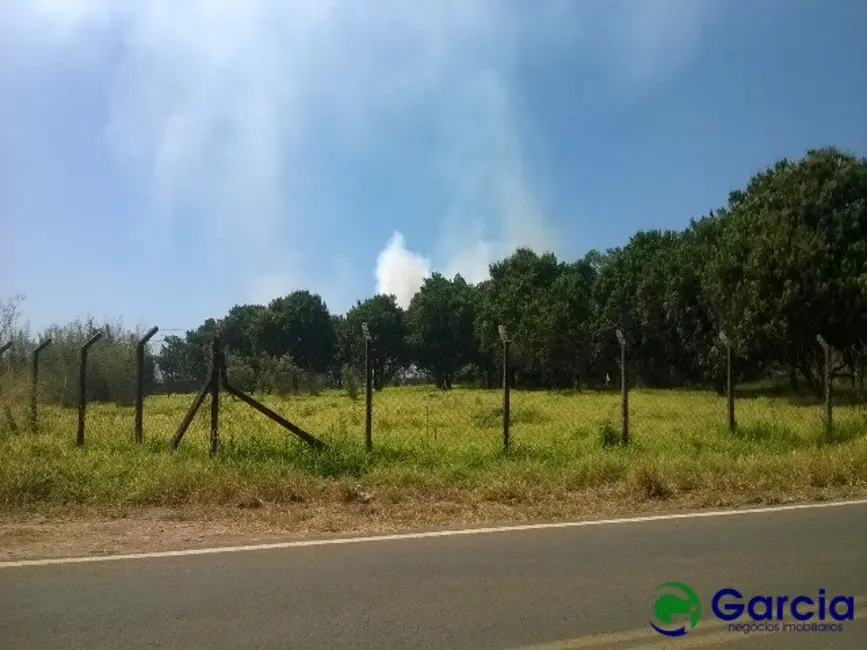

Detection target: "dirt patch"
[2, 485, 866, 562]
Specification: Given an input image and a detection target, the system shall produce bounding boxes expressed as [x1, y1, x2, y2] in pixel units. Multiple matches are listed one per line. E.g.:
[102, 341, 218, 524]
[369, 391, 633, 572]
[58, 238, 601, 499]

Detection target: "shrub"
[259, 354, 303, 395]
[341, 363, 360, 400]
[225, 353, 257, 393]
[599, 420, 621, 448]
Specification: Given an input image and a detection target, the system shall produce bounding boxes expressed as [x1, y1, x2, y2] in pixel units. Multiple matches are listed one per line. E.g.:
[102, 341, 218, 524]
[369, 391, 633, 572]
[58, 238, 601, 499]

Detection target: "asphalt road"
[2, 502, 866, 649]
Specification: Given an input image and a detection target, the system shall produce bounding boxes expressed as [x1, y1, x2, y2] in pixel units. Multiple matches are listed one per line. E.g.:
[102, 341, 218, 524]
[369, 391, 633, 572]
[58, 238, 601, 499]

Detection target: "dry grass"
[1, 385, 865, 518]
[1, 385, 866, 559]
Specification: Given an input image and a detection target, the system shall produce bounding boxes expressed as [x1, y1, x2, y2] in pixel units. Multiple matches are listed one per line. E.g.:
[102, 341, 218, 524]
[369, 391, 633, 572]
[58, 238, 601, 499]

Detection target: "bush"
[0, 369, 26, 434]
[0, 312, 158, 408]
[341, 363, 360, 400]
[298, 371, 325, 396]
[599, 420, 621, 448]
[259, 354, 303, 396]
[225, 353, 257, 393]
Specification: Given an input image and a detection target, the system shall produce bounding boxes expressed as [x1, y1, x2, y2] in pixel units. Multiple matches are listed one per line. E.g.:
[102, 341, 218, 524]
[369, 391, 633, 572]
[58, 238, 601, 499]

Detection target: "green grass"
[1, 386, 866, 519]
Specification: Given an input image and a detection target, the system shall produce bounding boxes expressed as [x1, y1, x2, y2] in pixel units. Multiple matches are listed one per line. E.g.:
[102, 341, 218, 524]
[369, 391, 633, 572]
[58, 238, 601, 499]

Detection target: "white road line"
[2, 498, 866, 569]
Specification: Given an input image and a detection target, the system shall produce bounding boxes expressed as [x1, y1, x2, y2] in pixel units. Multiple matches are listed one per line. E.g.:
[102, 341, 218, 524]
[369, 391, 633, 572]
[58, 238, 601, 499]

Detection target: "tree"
[183, 318, 219, 383]
[257, 291, 336, 375]
[330, 313, 352, 386]
[476, 248, 598, 389]
[701, 147, 867, 393]
[220, 304, 266, 361]
[534, 259, 596, 387]
[663, 216, 725, 388]
[344, 294, 406, 390]
[406, 273, 477, 389]
[475, 249, 562, 388]
[588, 227, 732, 389]
[156, 335, 194, 384]
[468, 279, 499, 388]
[0, 294, 24, 343]
[5, 317, 159, 406]
[13, 146, 865, 398]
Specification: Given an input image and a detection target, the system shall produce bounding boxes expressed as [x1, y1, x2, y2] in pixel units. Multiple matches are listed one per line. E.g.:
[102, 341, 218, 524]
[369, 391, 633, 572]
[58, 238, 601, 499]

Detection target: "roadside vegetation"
[1, 146, 866, 535]
[1, 387, 865, 522]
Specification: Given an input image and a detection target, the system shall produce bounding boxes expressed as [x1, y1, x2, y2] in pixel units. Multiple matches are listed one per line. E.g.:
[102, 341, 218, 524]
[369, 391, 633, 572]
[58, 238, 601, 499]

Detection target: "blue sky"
[2, 0, 866, 337]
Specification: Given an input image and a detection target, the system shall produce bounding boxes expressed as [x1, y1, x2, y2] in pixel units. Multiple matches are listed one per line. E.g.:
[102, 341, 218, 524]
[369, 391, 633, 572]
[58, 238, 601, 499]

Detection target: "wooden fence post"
[77, 331, 103, 447]
[817, 334, 832, 444]
[362, 322, 372, 453]
[499, 325, 511, 453]
[616, 329, 629, 446]
[719, 331, 735, 431]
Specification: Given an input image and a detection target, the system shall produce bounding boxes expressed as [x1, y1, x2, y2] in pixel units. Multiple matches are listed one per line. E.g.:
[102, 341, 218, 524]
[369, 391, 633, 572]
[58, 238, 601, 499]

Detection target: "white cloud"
[4, 0, 719, 311]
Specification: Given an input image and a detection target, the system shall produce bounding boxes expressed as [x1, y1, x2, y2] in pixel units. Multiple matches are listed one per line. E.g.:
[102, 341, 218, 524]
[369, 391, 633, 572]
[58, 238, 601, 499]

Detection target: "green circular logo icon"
[650, 582, 702, 637]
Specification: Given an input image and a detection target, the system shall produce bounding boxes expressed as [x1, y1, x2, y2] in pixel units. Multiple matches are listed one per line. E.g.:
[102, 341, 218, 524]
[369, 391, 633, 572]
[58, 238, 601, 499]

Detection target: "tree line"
[2, 147, 866, 403]
[154, 147, 867, 396]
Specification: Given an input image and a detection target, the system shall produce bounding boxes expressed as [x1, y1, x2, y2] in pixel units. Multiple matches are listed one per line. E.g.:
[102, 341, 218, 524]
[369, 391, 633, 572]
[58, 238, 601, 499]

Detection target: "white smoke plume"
[4, 0, 717, 313]
[374, 233, 431, 310]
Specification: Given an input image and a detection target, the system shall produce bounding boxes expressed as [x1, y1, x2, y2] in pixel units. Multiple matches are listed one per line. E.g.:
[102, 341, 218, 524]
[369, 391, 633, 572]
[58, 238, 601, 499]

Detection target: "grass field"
[2, 386, 867, 531]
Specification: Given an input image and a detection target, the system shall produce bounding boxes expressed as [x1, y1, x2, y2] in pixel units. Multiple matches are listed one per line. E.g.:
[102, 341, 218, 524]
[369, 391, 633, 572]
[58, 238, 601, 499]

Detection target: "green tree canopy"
[344, 294, 407, 390]
[406, 273, 477, 389]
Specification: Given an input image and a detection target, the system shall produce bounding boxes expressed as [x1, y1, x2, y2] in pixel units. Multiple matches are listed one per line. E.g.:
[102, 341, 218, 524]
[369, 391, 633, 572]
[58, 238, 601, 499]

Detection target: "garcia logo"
[713, 588, 854, 633]
[649, 583, 856, 637]
[649, 582, 702, 637]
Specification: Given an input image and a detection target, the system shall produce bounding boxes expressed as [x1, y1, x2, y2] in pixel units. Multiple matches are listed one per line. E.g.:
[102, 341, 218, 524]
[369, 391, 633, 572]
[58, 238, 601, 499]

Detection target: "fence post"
[616, 329, 629, 446]
[0, 343, 11, 382]
[209, 334, 223, 456]
[817, 334, 832, 444]
[30, 338, 52, 432]
[499, 325, 511, 453]
[77, 331, 103, 447]
[135, 326, 159, 444]
[0, 342, 16, 433]
[719, 331, 735, 431]
[361, 322, 373, 452]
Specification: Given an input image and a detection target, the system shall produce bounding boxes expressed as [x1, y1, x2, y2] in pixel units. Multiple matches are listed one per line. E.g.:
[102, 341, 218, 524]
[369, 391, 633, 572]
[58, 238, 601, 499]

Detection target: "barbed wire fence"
[0, 321, 863, 457]
[355, 324, 856, 460]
